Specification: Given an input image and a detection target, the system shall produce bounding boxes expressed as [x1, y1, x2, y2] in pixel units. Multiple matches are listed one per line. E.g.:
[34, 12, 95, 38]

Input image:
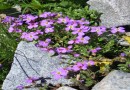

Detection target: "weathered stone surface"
[0, 5, 21, 17]
[12, 4, 21, 12]
[2, 41, 72, 90]
[92, 70, 130, 90]
[118, 38, 130, 46]
[118, 32, 130, 46]
[57, 86, 77, 90]
[87, 0, 130, 28]
[126, 32, 130, 36]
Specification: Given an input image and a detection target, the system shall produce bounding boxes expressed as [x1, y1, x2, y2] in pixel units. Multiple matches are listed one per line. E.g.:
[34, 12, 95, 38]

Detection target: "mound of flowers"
[2, 12, 130, 89]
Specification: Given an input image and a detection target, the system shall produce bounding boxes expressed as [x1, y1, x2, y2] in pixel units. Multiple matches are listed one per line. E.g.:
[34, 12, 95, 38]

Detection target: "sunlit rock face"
[2, 41, 72, 90]
[87, 0, 130, 28]
[92, 70, 130, 90]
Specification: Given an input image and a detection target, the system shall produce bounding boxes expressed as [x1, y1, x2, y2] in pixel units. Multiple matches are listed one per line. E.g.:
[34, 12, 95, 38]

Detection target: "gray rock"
[126, 32, 130, 36]
[57, 86, 77, 90]
[87, 0, 130, 28]
[92, 70, 130, 90]
[12, 4, 21, 12]
[2, 41, 72, 90]
[118, 38, 130, 46]
[118, 32, 130, 46]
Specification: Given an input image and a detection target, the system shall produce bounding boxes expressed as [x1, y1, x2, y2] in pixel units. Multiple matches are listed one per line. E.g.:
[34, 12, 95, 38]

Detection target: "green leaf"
[103, 40, 115, 52]
[0, 3, 11, 10]
[0, 0, 4, 2]
[60, 1, 69, 7]
[30, 0, 42, 8]
[21, 0, 42, 9]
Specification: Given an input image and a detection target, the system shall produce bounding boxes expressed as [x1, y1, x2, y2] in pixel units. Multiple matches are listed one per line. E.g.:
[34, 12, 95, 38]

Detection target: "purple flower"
[40, 20, 53, 27]
[87, 60, 95, 66]
[19, 14, 26, 19]
[12, 19, 23, 26]
[66, 66, 72, 70]
[15, 29, 22, 33]
[27, 22, 38, 29]
[21, 32, 38, 41]
[72, 63, 82, 71]
[39, 12, 57, 18]
[8, 26, 14, 33]
[56, 46, 73, 54]
[76, 36, 90, 44]
[38, 38, 51, 47]
[111, 27, 125, 34]
[91, 26, 106, 36]
[72, 62, 87, 71]
[89, 47, 101, 55]
[20, 32, 27, 39]
[50, 13, 57, 17]
[65, 23, 77, 31]
[16, 85, 24, 90]
[40, 47, 55, 55]
[52, 68, 68, 80]
[68, 40, 75, 44]
[56, 47, 67, 54]
[45, 27, 54, 33]
[23, 14, 38, 23]
[8, 26, 22, 33]
[120, 53, 126, 57]
[39, 12, 51, 18]
[57, 17, 70, 24]
[73, 53, 80, 57]
[2, 16, 15, 24]
[35, 30, 44, 35]
[72, 26, 89, 36]
[47, 48, 55, 54]
[77, 18, 90, 25]
[27, 32, 38, 41]
[25, 77, 38, 84]
[68, 19, 77, 24]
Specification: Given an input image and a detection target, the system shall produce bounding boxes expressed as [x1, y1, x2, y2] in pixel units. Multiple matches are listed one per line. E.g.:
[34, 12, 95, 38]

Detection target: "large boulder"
[87, 0, 130, 28]
[2, 41, 72, 90]
[92, 70, 130, 90]
[57, 86, 77, 90]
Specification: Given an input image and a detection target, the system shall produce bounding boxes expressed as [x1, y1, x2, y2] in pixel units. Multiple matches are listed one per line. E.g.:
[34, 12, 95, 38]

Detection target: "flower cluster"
[16, 77, 39, 90]
[89, 47, 102, 56]
[2, 12, 125, 56]
[2, 12, 127, 87]
[52, 60, 95, 80]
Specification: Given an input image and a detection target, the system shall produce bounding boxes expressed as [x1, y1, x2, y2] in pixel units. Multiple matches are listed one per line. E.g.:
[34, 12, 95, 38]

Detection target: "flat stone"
[118, 32, 130, 46]
[92, 70, 130, 90]
[118, 38, 130, 46]
[87, 0, 130, 28]
[57, 86, 77, 90]
[2, 41, 72, 90]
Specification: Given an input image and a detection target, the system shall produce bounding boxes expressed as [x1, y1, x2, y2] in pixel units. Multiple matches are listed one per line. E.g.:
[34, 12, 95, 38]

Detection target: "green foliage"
[0, 24, 18, 60]
[0, 1, 12, 10]
[0, 0, 129, 89]
[19, 0, 100, 25]
[118, 50, 130, 72]
[2, 12, 129, 89]
[0, 24, 18, 85]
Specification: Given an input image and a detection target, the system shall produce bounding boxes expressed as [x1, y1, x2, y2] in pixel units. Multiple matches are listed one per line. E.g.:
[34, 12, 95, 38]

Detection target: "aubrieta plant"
[2, 12, 130, 89]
